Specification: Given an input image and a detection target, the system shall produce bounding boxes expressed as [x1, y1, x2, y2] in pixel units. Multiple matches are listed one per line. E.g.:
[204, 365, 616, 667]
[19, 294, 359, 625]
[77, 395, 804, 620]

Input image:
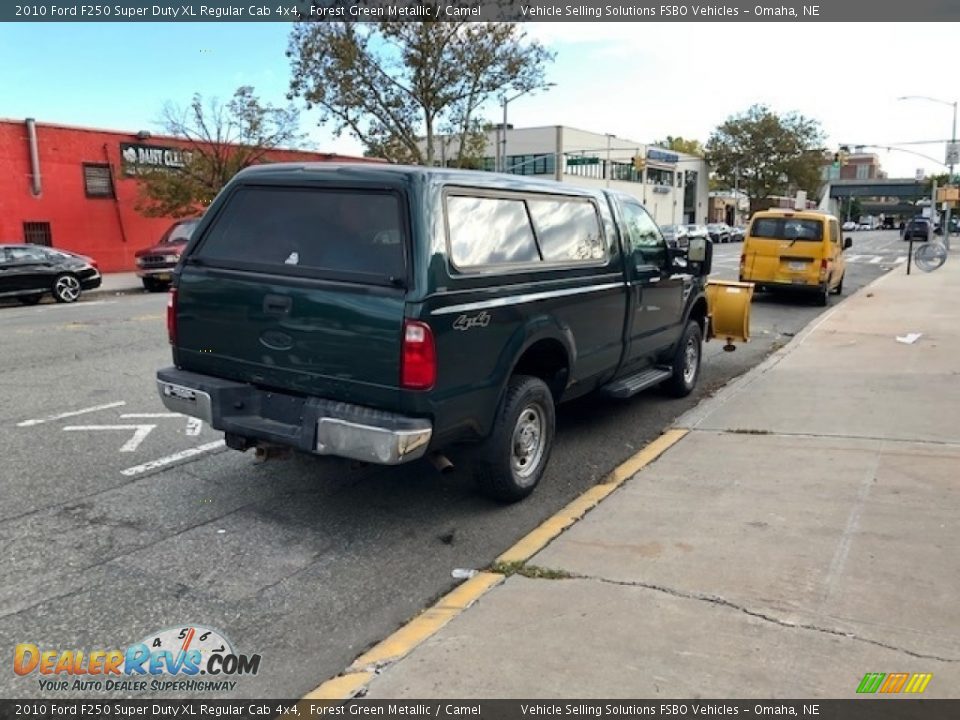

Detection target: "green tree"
[137, 86, 303, 218]
[705, 105, 826, 209]
[287, 18, 553, 165]
[657, 136, 704, 157]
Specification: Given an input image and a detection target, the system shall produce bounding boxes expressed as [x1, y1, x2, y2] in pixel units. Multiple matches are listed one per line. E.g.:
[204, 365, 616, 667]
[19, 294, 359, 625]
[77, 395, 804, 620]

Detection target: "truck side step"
[602, 366, 673, 399]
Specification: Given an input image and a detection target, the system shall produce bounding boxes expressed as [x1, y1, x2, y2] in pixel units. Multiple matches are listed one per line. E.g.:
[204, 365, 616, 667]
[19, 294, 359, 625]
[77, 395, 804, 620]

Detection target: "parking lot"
[0, 230, 904, 698]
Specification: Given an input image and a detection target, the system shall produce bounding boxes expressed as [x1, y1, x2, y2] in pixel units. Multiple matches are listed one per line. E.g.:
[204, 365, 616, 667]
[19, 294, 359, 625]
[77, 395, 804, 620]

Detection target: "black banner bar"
[5, 0, 960, 23]
[0, 700, 956, 720]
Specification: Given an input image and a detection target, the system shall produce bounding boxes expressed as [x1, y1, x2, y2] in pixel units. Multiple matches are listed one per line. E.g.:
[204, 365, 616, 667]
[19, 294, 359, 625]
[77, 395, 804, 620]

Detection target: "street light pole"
[500, 83, 556, 174]
[947, 100, 956, 248]
[898, 95, 957, 249]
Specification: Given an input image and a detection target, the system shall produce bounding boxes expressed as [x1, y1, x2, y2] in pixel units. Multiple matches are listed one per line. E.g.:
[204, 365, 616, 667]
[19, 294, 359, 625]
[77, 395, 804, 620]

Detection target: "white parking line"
[120, 440, 226, 477]
[63, 424, 156, 452]
[120, 413, 182, 418]
[16, 401, 126, 428]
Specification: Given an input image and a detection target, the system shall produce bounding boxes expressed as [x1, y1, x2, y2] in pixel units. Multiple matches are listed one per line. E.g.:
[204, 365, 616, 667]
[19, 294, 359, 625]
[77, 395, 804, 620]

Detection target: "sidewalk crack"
[573, 573, 959, 663]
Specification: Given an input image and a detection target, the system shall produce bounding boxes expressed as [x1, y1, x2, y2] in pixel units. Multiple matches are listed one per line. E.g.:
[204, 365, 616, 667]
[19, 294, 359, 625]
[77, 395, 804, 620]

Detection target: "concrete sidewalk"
[343, 251, 960, 699]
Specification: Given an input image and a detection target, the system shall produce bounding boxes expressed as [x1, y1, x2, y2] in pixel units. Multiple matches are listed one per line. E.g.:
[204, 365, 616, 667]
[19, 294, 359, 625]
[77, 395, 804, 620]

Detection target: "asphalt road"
[0, 230, 907, 699]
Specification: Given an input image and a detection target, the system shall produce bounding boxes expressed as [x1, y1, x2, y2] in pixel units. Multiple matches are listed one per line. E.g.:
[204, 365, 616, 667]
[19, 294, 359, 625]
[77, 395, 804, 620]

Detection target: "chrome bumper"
[156, 369, 432, 465]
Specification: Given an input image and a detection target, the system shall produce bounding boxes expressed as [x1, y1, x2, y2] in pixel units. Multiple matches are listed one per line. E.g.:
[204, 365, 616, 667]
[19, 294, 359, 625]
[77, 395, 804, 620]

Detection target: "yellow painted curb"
[497, 428, 688, 565]
[301, 427, 688, 700]
[348, 571, 503, 672]
[302, 671, 374, 701]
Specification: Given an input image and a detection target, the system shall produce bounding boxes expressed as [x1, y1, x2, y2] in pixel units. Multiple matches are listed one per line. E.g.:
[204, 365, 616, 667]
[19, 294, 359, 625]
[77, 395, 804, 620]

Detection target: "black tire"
[473, 375, 555, 503]
[17, 294, 43, 305]
[52, 274, 81, 303]
[815, 283, 829, 307]
[663, 321, 702, 398]
[834, 273, 844, 295]
[142, 278, 169, 292]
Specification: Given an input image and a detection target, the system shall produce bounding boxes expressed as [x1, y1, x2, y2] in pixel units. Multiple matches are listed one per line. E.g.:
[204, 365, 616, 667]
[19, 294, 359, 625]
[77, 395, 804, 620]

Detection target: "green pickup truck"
[157, 164, 713, 502]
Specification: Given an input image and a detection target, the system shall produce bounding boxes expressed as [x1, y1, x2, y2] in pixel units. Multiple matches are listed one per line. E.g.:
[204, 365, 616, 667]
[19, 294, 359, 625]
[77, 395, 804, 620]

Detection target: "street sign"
[794, 190, 807, 209]
[946, 142, 960, 166]
[916, 168, 926, 182]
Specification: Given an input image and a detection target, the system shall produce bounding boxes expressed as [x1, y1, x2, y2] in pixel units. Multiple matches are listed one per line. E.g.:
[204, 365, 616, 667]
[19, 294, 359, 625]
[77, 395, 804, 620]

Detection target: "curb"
[676, 264, 902, 431]
[302, 428, 689, 701]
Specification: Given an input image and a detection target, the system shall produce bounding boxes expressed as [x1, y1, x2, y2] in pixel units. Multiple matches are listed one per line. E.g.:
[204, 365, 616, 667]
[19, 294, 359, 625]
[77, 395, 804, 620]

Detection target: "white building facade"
[426, 125, 711, 226]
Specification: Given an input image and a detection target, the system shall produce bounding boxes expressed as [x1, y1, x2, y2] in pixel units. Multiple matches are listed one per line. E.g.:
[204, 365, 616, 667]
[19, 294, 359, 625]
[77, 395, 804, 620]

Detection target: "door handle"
[263, 294, 292, 316]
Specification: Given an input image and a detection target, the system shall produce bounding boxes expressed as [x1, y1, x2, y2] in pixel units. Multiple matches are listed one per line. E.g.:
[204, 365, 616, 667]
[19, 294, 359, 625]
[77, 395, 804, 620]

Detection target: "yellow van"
[739, 209, 851, 306]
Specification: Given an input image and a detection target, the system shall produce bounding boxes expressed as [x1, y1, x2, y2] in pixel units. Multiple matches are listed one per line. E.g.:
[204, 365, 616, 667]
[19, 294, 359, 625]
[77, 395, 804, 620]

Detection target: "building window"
[610, 161, 642, 183]
[646, 167, 674, 186]
[83, 163, 115, 198]
[565, 155, 603, 179]
[23, 222, 52, 246]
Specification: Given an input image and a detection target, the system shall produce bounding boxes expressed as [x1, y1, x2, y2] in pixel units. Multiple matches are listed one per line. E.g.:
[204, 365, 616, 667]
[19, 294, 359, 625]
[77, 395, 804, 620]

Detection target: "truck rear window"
[195, 187, 406, 282]
[750, 218, 823, 241]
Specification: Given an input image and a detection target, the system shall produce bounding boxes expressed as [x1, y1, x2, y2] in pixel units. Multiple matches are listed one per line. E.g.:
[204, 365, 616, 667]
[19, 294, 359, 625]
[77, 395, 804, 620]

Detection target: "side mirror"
[687, 236, 713, 276]
[844, 237, 853, 249]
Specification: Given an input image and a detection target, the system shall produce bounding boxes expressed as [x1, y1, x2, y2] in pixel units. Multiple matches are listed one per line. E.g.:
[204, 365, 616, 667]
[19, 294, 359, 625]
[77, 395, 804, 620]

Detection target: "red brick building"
[0, 118, 376, 272]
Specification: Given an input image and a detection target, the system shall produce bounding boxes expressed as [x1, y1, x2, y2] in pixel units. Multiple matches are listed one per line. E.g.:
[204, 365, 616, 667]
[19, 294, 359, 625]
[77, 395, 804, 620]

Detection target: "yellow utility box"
[936, 186, 959, 203]
[705, 280, 754, 351]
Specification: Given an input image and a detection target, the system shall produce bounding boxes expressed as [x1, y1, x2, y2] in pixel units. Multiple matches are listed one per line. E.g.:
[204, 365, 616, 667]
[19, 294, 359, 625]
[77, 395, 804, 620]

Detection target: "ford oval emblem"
[260, 330, 294, 351]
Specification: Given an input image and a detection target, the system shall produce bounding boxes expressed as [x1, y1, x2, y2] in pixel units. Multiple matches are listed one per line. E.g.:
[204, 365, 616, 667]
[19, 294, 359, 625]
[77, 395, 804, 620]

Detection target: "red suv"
[134, 218, 199, 292]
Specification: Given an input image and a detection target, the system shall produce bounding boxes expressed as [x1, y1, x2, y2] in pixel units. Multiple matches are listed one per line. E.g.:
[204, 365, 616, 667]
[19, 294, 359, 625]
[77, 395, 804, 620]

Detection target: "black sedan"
[0, 244, 102, 305]
[901, 218, 932, 242]
[706, 223, 731, 244]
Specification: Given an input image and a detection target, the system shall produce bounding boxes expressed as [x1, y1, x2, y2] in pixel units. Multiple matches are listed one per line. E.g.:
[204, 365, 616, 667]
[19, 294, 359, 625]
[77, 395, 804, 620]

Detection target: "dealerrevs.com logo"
[14, 625, 261, 693]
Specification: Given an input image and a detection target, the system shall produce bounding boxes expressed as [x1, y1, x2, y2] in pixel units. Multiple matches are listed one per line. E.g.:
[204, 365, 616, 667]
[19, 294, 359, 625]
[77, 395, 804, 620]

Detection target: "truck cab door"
[618, 200, 685, 368]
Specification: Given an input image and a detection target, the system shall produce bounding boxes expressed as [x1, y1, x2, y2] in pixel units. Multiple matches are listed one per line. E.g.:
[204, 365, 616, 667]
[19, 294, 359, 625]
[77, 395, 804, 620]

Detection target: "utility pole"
[944, 100, 956, 250]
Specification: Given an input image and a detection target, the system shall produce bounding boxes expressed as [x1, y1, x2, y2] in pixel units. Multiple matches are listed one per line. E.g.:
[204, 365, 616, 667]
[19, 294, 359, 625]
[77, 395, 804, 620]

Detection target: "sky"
[1, 21, 956, 179]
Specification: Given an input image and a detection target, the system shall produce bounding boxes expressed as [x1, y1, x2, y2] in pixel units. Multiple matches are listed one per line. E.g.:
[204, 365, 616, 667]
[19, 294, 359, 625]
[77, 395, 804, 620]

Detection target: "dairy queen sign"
[120, 143, 192, 175]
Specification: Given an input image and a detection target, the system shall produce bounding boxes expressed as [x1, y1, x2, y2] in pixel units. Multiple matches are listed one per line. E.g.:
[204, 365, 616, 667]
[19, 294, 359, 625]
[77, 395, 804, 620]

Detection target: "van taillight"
[820, 258, 829, 271]
[401, 320, 436, 390]
[166, 288, 177, 345]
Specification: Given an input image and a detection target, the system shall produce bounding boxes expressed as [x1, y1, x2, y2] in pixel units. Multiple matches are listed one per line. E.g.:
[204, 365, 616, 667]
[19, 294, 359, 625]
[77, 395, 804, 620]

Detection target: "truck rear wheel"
[663, 321, 702, 398]
[473, 375, 555, 503]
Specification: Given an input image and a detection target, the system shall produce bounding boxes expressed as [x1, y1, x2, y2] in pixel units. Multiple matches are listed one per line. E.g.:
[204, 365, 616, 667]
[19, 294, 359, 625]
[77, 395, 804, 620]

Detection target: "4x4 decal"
[452, 311, 491, 331]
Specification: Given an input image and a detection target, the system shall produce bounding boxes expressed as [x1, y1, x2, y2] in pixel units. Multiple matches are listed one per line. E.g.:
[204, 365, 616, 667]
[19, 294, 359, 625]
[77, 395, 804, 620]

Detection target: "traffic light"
[633, 156, 646, 171]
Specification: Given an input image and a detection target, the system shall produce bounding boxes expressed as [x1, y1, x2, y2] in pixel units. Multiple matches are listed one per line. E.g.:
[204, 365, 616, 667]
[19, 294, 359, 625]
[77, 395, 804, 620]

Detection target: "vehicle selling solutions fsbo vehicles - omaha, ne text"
[156, 164, 713, 502]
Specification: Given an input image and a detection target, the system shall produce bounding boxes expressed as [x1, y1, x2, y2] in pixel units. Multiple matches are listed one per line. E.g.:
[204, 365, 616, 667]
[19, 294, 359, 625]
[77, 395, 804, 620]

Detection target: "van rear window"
[195, 187, 406, 281]
[750, 218, 823, 241]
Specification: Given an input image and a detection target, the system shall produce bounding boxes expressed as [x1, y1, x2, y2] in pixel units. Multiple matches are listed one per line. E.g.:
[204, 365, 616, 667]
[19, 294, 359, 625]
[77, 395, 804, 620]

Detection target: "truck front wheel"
[663, 321, 702, 398]
[473, 375, 555, 503]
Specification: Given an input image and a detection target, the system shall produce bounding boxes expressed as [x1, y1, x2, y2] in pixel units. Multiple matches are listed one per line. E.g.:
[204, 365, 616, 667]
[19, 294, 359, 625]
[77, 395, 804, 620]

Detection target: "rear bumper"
[155, 367, 432, 465]
[136, 268, 176, 278]
[745, 278, 823, 292]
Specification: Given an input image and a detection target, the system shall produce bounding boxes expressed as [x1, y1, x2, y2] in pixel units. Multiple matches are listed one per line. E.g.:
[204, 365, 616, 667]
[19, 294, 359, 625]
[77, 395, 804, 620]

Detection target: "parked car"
[902, 218, 932, 242]
[706, 223, 731, 243]
[685, 224, 710, 244]
[660, 224, 689, 249]
[135, 218, 200, 292]
[739, 209, 850, 307]
[841, 221, 857, 231]
[0, 244, 101, 305]
[157, 164, 716, 503]
[729, 225, 746, 242]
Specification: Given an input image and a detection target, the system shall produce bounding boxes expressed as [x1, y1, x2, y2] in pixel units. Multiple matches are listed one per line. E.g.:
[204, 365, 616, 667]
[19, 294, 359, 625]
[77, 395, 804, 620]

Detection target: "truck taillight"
[166, 288, 177, 345]
[401, 320, 436, 390]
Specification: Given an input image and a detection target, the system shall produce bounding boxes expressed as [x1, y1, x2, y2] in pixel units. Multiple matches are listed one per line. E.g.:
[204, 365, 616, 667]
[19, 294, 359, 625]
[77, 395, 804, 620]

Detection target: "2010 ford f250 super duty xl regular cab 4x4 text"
[156, 164, 714, 502]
